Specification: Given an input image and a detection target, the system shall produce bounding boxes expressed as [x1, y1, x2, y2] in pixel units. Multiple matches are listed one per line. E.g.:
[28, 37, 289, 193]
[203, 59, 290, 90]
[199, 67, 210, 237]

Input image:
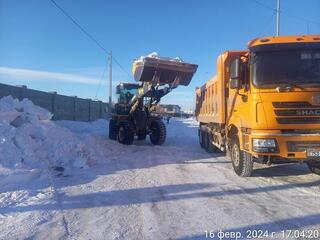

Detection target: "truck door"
[226, 58, 250, 127]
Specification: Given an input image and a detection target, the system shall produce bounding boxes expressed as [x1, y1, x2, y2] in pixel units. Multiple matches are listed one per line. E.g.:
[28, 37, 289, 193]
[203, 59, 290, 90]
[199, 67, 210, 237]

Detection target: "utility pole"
[108, 50, 112, 113]
[276, 0, 280, 36]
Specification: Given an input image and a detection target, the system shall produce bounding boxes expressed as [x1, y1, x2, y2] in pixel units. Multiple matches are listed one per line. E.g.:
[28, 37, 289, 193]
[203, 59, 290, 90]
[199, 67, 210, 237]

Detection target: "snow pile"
[0, 96, 91, 169]
[135, 52, 184, 63]
[0, 96, 52, 125]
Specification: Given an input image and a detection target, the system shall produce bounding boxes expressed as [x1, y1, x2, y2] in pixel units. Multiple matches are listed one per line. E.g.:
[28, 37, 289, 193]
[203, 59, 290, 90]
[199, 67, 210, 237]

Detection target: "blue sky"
[0, 0, 319, 110]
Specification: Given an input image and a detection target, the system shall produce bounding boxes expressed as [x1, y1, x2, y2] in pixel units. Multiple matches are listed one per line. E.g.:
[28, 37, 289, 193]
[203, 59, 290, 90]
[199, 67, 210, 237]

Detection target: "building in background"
[156, 104, 181, 117]
[156, 104, 194, 118]
[181, 108, 194, 118]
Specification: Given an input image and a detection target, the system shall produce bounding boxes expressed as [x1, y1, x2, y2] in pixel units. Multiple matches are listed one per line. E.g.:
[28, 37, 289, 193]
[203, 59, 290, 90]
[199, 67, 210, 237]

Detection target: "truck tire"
[307, 162, 320, 175]
[149, 119, 166, 145]
[117, 122, 134, 145]
[230, 136, 253, 177]
[205, 132, 219, 153]
[199, 129, 205, 148]
[109, 119, 118, 140]
[137, 129, 147, 140]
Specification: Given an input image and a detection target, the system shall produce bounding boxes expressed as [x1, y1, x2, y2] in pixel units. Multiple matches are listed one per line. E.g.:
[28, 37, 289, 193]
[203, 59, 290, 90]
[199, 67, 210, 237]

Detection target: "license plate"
[307, 149, 320, 157]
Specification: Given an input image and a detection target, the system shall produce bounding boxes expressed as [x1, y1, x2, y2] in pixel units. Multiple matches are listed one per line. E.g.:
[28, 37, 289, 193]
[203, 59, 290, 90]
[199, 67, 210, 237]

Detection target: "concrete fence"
[0, 83, 109, 121]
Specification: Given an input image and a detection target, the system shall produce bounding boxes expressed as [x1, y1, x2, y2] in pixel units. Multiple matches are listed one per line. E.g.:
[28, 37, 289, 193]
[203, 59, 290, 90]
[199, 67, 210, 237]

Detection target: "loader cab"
[116, 83, 140, 105]
[115, 83, 140, 114]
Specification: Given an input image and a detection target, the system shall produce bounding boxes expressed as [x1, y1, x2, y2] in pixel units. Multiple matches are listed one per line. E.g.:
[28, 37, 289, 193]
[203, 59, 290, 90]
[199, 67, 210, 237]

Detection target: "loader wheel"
[109, 119, 118, 140]
[149, 119, 166, 145]
[137, 129, 147, 140]
[117, 122, 134, 145]
[307, 162, 320, 175]
[230, 136, 253, 177]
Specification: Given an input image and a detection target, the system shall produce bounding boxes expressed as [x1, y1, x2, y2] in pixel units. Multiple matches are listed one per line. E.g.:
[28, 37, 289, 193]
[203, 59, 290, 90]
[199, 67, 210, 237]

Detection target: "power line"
[49, 0, 108, 54]
[283, 11, 320, 26]
[258, 12, 276, 36]
[251, 0, 275, 12]
[112, 56, 131, 79]
[250, 0, 320, 26]
[49, 0, 131, 79]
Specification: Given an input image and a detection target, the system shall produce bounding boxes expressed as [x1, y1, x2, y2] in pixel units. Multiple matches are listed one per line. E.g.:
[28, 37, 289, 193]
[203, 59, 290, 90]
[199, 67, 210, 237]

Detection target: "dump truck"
[109, 54, 198, 145]
[195, 35, 320, 177]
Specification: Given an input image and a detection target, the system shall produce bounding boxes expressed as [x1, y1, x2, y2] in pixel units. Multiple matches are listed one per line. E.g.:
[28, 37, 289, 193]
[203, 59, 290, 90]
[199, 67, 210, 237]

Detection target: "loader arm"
[129, 57, 197, 114]
[129, 82, 176, 114]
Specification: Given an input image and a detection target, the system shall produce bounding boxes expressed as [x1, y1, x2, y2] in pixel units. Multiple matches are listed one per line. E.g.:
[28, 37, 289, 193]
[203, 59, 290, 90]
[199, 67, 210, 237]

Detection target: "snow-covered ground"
[0, 97, 320, 240]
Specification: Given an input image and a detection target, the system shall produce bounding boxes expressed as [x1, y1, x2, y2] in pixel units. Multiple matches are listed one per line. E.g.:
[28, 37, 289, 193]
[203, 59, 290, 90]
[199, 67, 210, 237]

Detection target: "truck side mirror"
[230, 59, 241, 89]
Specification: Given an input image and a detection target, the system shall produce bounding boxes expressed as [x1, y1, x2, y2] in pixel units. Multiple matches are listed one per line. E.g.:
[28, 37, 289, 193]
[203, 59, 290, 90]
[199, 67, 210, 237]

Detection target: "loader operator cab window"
[117, 84, 139, 105]
[119, 89, 136, 104]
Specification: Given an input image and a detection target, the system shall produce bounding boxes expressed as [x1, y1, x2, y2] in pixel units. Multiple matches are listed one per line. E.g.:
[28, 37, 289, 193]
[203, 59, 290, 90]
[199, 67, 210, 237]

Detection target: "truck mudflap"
[132, 57, 198, 86]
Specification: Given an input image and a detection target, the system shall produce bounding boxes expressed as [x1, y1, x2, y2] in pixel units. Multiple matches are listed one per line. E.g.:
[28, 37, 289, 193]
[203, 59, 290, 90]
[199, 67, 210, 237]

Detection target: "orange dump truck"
[195, 35, 320, 177]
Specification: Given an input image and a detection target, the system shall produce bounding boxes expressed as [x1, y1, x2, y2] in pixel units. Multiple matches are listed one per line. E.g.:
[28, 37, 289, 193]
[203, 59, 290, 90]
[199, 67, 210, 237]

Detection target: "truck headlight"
[253, 138, 276, 147]
[252, 138, 278, 153]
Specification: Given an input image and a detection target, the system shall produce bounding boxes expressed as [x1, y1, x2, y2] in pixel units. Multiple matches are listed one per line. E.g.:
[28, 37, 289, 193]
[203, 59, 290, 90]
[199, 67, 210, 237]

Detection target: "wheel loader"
[109, 55, 198, 145]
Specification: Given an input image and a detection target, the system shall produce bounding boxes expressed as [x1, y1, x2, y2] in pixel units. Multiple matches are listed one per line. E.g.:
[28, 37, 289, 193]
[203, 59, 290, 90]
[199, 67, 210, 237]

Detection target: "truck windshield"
[252, 49, 320, 88]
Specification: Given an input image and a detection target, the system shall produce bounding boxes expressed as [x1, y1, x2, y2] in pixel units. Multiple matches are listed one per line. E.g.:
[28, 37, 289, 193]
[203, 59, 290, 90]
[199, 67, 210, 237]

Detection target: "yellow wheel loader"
[109, 55, 198, 145]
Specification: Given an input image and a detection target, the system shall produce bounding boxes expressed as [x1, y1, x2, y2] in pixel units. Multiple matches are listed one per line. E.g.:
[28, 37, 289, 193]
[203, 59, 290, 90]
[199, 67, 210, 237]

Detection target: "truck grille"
[272, 102, 314, 108]
[282, 129, 320, 134]
[287, 141, 320, 152]
[275, 109, 320, 116]
[276, 117, 320, 124]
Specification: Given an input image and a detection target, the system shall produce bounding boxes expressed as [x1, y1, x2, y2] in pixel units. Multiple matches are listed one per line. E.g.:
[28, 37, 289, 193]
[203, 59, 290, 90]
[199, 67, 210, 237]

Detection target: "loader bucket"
[132, 57, 198, 86]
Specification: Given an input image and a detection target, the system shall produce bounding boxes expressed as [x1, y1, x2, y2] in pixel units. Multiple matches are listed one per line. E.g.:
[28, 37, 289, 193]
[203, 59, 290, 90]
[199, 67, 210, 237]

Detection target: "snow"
[0, 97, 320, 239]
[147, 52, 160, 59]
[0, 96, 92, 169]
[135, 52, 184, 64]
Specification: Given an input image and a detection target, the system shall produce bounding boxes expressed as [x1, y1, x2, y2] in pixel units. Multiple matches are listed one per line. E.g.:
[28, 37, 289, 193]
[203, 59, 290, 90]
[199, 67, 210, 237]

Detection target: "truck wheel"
[203, 131, 209, 150]
[205, 132, 219, 153]
[230, 136, 253, 177]
[307, 162, 320, 175]
[149, 119, 166, 145]
[109, 119, 118, 140]
[117, 122, 134, 145]
[199, 129, 204, 148]
[137, 129, 147, 140]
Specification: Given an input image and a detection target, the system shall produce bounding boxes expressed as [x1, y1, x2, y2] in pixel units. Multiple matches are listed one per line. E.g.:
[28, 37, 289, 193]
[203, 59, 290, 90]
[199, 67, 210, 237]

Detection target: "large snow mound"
[0, 96, 93, 169]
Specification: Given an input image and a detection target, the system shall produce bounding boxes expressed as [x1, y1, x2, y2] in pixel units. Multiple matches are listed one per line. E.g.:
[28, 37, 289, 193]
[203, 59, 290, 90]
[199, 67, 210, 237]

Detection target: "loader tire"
[109, 119, 118, 140]
[137, 129, 147, 140]
[150, 119, 166, 145]
[117, 122, 134, 145]
[307, 162, 320, 175]
[230, 135, 253, 177]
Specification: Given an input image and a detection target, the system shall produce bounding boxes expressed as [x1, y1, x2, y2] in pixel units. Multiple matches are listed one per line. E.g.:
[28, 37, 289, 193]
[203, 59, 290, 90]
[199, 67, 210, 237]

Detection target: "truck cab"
[196, 35, 320, 177]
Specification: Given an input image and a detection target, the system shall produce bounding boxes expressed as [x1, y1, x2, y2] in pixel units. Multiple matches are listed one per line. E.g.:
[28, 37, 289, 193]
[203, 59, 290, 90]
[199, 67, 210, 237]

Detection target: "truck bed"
[195, 54, 226, 124]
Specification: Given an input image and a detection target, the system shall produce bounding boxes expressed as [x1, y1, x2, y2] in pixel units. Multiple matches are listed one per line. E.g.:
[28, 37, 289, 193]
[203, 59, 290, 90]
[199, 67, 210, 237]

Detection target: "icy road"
[1, 117, 320, 240]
